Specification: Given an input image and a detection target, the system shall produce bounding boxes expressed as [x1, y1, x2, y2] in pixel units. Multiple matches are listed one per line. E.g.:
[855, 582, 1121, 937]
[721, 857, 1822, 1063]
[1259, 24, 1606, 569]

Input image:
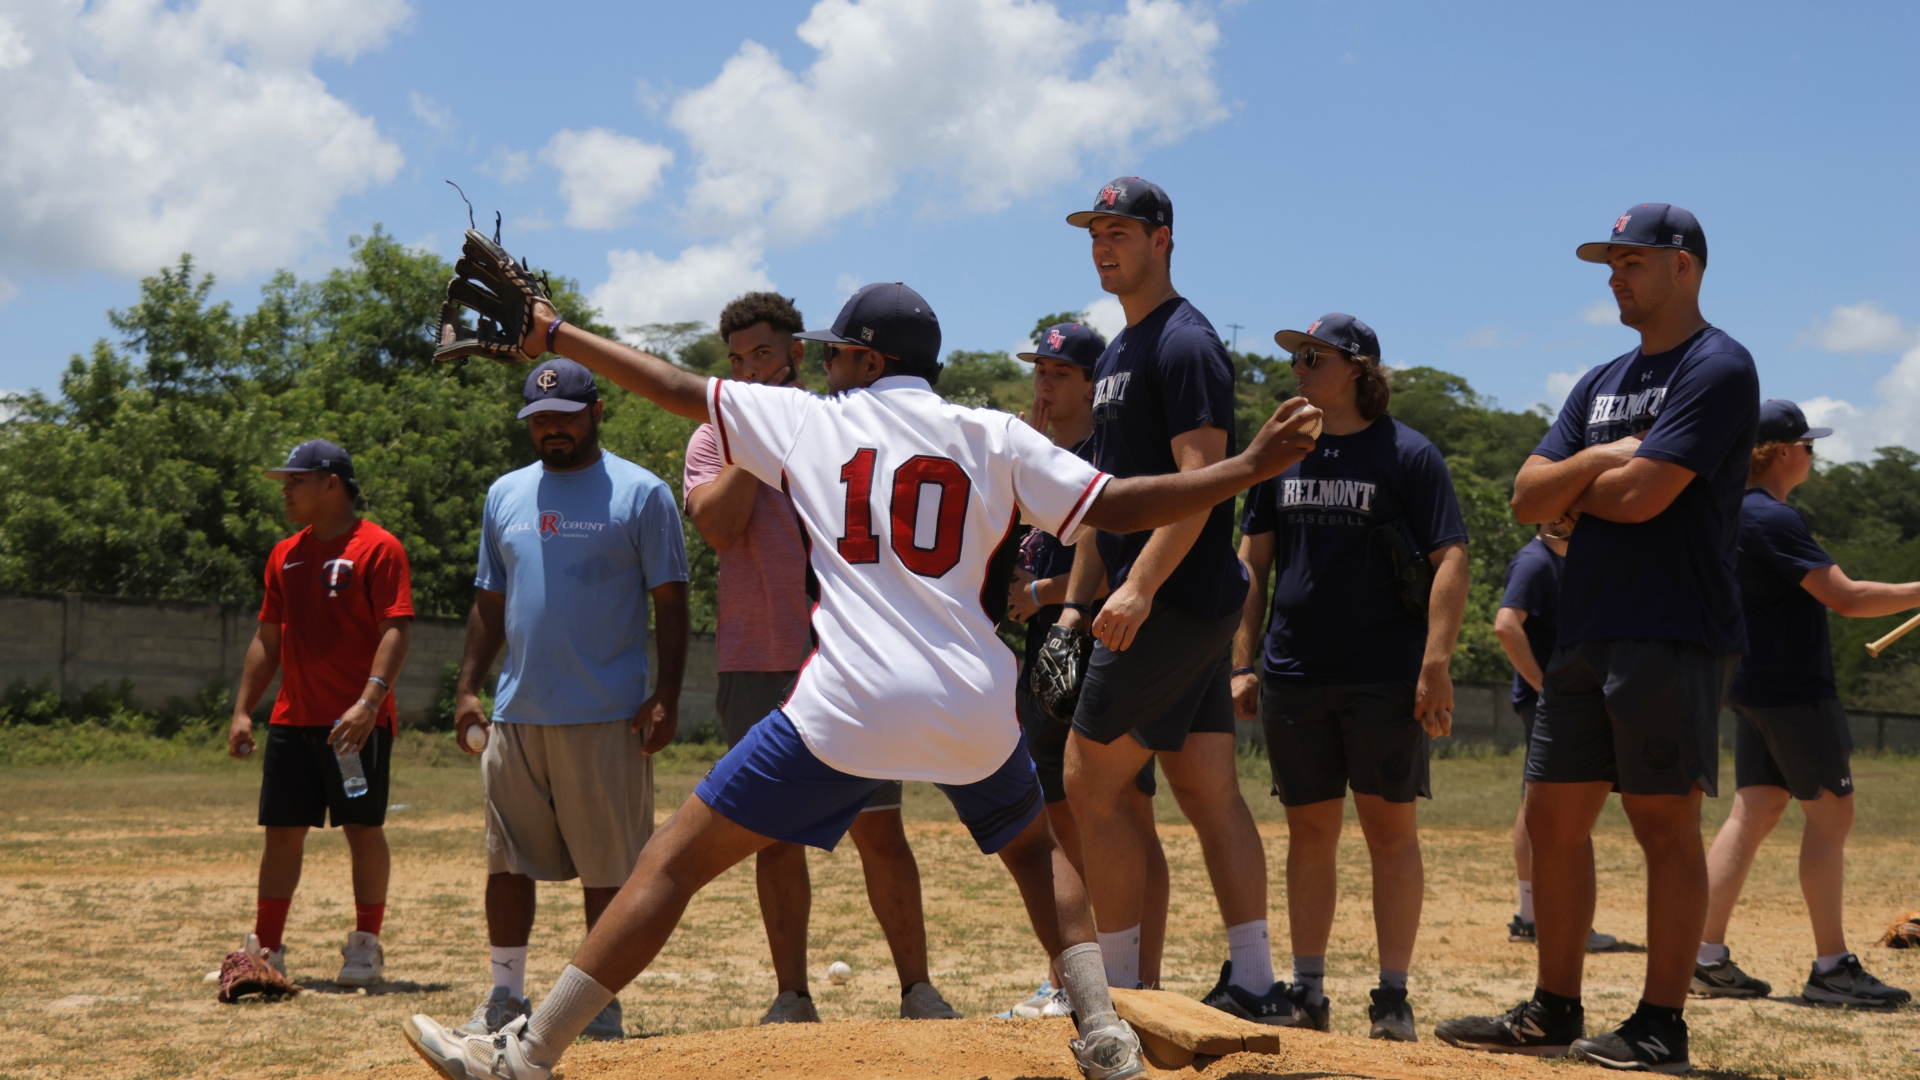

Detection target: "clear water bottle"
[334, 720, 370, 799]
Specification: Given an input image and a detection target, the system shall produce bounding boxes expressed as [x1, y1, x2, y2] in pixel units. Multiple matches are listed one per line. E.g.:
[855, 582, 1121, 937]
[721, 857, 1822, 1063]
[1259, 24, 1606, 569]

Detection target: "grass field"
[2, 734, 1917, 1078]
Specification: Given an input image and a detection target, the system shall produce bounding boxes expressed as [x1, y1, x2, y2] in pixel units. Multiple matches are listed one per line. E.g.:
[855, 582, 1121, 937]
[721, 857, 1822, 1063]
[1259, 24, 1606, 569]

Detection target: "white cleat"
[403, 1013, 551, 1080]
[1070, 1017, 1148, 1080]
[337, 930, 384, 987]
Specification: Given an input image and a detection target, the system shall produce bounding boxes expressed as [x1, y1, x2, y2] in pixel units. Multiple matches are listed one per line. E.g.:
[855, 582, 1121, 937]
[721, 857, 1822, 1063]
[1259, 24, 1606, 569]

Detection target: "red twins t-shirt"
[259, 520, 415, 731]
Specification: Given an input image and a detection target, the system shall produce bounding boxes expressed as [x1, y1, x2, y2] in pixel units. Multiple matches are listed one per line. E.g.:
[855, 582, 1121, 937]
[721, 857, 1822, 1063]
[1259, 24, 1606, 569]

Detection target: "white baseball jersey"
[708, 375, 1111, 784]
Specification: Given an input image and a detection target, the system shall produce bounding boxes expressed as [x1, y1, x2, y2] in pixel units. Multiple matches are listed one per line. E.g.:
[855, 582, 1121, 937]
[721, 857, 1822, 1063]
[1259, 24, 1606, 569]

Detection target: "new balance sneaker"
[760, 990, 821, 1024]
[1509, 917, 1621, 952]
[337, 930, 384, 987]
[1570, 1011, 1690, 1074]
[1690, 956, 1771, 998]
[581, 997, 624, 1040]
[1199, 960, 1304, 1026]
[1433, 997, 1582, 1056]
[404, 1013, 551, 1080]
[1368, 986, 1416, 1042]
[1069, 1017, 1147, 1080]
[457, 986, 533, 1036]
[900, 981, 963, 1019]
[1802, 953, 1913, 1008]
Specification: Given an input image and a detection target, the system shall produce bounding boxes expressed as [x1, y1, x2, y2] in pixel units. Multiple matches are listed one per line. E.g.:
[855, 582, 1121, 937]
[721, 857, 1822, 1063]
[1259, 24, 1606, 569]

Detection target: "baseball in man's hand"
[1301, 415, 1323, 440]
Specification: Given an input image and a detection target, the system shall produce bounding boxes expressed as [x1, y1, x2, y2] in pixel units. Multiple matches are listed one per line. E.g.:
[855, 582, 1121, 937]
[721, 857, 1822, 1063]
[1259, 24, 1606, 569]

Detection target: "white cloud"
[409, 90, 451, 131]
[589, 239, 775, 334]
[667, 0, 1226, 242]
[1800, 301, 1917, 354]
[541, 128, 675, 231]
[1081, 296, 1127, 342]
[1580, 299, 1616, 326]
[0, 0, 407, 279]
[481, 147, 532, 185]
[1542, 367, 1588, 409]
[1799, 343, 1920, 463]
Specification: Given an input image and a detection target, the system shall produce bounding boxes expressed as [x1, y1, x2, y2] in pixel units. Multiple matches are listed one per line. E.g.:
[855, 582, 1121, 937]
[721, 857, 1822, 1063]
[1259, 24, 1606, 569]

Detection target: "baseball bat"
[1865, 610, 1920, 657]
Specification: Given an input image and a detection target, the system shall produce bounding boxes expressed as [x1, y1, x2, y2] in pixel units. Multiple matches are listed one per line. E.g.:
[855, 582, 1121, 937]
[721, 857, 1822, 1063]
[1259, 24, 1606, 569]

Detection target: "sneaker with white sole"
[581, 997, 624, 1040]
[404, 1013, 551, 1080]
[1035, 987, 1074, 1018]
[457, 986, 533, 1036]
[1199, 961, 1303, 1026]
[1569, 1011, 1690, 1074]
[248, 933, 288, 977]
[1002, 980, 1055, 1019]
[1802, 953, 1913, 1007]
[760, 990, 820, 1024]
[1433, 997, 1582, 1056]
[900, 981, 963, 1019]
[216, 934, 295, 1004]
[337, 930, 384, 987]
[1070, 1017, 1147, 1080]
[1368, 986, 1417, 1042]
[1508, 917, 1620, 952]
[1691, 956, 1771, 998]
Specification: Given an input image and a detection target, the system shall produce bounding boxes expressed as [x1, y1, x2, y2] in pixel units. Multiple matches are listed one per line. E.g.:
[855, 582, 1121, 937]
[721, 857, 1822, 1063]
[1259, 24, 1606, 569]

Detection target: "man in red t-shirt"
[224, 440, 414, 990]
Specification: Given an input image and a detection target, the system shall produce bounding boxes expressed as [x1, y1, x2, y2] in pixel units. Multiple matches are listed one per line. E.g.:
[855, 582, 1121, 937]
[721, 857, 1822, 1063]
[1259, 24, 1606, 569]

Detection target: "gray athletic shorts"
[483, 719, 654, 887]
[1526, 639, 1737, 797]
[716, 670, 902, 812]
[1263, 679, 1430, 806]
[1072, 601, 1238, 751]
[1733, 699, 1854, 801]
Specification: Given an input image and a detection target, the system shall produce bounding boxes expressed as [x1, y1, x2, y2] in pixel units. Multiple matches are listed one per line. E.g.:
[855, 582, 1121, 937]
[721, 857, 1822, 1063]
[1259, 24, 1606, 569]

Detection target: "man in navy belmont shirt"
[1436, 204, 1758, 1073]
[1693, 400, 1914, 1008]
[1055, 178, 1281, 1017]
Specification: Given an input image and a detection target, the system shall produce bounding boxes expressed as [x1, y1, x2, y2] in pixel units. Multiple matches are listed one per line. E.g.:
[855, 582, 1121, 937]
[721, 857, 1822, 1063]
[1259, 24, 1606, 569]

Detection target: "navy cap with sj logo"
[519, 358, 600, 419]
[1017, 322, 1107, 370]
[795, 282, 942, 369]
[1274, 313, 1381, 361]
[1066, 176, 1173, 230]
[1576, 203, 1708, 268]
[1757, 398, 1833, 444]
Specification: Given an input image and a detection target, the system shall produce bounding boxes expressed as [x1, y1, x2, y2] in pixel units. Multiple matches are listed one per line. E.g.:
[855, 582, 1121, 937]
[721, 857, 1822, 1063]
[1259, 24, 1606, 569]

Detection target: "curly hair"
[718, 292, 804, 341]
[1750, 440, 1788, 481]
[1355, 355, 1392, 420]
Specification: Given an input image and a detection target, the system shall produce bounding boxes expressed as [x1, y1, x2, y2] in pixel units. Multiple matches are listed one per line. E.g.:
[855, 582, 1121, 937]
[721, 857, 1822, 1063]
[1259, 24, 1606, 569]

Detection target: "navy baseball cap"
[1066, 176, 1173, 230]
[1576, 203, 1709, 268]
[1274, 313, 1381, 361]
[795, 282, 941, 368]
[1757, 399, 1832, 444]
[1017, 322, 1106, 369]
[519, 358, 599, 419]
[265, 439, 355, 482]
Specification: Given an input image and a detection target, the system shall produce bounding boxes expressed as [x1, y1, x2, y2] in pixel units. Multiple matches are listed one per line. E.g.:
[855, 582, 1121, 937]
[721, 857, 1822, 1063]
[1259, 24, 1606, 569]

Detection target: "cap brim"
[1577, 240, 1678, 264]
[517, 398, 591, 420]
[794, 328, 855, 346]
[1273, 330, 1350, 357]
[1805, 427, 1834, 439]
[1065, 209, 1152, 228]
[263, 467, 322, 478]
[1014, 351, 1045, 363]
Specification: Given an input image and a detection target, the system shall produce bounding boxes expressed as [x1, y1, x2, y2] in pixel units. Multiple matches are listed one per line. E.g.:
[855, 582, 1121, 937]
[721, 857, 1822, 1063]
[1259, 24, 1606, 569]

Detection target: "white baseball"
[1302, 415, 1323, 439]
[462, 724, 489, 752]
[828, 960, 853, 984]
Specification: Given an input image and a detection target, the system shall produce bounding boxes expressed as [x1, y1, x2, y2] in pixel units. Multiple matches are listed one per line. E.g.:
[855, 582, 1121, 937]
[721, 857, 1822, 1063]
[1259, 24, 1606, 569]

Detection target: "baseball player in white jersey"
[403, 279, 1322, 1080]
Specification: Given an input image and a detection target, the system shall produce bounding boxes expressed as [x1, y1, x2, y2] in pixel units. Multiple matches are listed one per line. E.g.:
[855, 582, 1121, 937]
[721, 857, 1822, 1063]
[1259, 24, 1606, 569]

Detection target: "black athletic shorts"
[1513, 702, 1537, 794]
[1262, 679, 1430, 806]
[1072, 600, 1237, 752]
[1733, 699, 1854, 801]
[259, 724, 392, 828]
[1018, 675, 1157, 804]
[1526, 639, 1736, 797]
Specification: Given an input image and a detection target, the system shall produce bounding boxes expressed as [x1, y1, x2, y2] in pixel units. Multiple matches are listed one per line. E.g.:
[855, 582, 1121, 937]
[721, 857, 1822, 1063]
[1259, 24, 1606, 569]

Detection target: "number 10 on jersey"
[837, 448, 971, 578]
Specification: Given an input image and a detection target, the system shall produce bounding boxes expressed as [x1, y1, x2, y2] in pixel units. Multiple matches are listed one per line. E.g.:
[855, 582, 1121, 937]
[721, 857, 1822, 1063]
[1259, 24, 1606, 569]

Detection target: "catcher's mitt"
[1032, 623, 1094, 724]
[217, 941, 297, 1004]
[435, 229, 553, 364]
[1880, 909, 1920, 949]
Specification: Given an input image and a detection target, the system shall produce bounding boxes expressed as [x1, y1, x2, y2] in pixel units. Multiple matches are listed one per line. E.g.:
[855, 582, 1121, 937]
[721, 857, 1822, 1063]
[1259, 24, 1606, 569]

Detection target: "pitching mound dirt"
[317, 1016, 1567, 1080]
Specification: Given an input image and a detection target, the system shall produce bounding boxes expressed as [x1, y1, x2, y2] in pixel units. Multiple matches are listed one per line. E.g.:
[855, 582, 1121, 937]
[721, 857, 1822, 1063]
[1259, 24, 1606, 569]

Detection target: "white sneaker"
[900, 981, 963, 1019]
[403, 1013, 552, 1080]
[458, 986, 533, 1036]
[1586, 929, 1620, 952]
[1037, 987, 1074, 1018]
[1006, 980, 1053, 1019]
[760, 990, 821, 1024]
[246, 933, 288, 977]
[581, 997, 624, 1041]
[1070, 1017, 1147, 1080]
[337, 930, 384, 987]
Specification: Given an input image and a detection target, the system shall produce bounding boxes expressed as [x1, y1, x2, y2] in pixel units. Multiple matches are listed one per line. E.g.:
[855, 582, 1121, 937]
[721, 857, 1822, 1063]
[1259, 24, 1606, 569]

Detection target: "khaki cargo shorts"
[482, 719, 655, 887]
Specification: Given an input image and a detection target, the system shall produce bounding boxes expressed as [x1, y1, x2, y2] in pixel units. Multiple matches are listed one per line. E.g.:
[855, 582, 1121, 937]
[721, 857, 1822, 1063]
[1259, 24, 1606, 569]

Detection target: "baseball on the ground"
[462, 725, 488, 752]
[828, 961, 853, 984]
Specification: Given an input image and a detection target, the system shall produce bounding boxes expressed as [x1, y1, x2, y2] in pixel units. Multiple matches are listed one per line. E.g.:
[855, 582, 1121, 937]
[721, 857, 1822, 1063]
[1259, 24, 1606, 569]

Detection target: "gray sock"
[1293, 955, 1327, 1005]
[1379, 967, 1408, 991]
[1055, 942, 1119, 1034]
[523, 964, 615, 1067]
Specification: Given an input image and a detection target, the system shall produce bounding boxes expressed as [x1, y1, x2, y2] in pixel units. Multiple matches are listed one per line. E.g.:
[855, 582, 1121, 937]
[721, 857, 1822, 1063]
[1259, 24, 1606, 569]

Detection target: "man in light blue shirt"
[451, 358, 688, 1042]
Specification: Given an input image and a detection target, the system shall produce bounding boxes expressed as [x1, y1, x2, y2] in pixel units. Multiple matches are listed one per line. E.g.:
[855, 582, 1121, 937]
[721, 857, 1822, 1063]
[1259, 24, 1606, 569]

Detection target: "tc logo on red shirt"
[322, 558, 355, 596]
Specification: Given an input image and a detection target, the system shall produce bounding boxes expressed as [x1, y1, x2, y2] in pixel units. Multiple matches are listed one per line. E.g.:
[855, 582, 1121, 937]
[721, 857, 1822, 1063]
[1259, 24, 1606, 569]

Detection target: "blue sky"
[4, 0, 1916, 459]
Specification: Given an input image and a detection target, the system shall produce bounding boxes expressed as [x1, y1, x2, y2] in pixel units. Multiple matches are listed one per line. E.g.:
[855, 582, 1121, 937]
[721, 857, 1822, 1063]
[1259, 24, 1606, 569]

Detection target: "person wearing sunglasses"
[1232, 313, 1470, 1042]
[1692, 399, 1915, 1009]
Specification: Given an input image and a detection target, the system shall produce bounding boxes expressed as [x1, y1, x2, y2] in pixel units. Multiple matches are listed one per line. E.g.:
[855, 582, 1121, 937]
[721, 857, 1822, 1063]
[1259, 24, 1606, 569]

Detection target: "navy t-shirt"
[1731, 488, 1837, 707]
[1241, 416, 1469, 684]
[1090, 297, 1249, 621]
[1018, 435, 1095, 584]
[1500, 537, 1563, 716]
[1535, 327, 1758, 655]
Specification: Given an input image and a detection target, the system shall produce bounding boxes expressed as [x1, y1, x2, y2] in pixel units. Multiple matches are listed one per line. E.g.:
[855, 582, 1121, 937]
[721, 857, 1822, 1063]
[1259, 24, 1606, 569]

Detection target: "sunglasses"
[1291, 346, 1353, 369]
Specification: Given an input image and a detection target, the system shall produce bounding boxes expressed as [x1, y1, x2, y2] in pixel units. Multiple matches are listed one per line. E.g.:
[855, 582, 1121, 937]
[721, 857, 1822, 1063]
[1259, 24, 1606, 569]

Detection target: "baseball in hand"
[828, 961, 853, 985]
[462, 724, 489, 752]
[1301, 415, 1323, 439]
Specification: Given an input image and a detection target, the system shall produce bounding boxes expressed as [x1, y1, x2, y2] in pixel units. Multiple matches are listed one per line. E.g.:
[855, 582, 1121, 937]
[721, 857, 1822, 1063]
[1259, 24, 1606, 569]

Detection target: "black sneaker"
[1433, 997, 1581, 1056]
[1286, 981, 1331, 1032]
[1802, 953, 1913, 1008]
[1690, 956, 1771, 998]
[1508, 914, 1537, 943]
[1570, 1011, 1690, 1074]
[1198, 961, 1305, 1026]
[1367, 987, 1416, 1042]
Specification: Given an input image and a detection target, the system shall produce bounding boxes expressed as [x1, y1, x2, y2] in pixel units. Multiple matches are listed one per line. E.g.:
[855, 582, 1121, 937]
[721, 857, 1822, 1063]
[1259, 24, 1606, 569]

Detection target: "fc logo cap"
[1576, 203, 1708, 268]
[518, 358, 600, 419]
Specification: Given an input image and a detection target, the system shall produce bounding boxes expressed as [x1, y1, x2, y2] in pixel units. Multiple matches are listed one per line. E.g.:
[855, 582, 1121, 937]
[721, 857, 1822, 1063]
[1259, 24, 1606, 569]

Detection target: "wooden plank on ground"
[1109, 987, 1266, 1058]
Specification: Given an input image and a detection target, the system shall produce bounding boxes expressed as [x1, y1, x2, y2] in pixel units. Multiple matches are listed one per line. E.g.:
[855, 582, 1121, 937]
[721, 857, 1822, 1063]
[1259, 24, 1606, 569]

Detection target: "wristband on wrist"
[1061, 602, 1092, 614]
[546, 318, 565, 354]
[1028, 581, 1042, 607]
[365, 675, 389, 691]
[1231, 666, 1257, 678]
[355, 698, 377, 713]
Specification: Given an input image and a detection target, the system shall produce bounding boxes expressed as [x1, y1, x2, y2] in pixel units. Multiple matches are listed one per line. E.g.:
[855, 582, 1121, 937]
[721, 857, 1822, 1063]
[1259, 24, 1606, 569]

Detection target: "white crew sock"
[1517, 880, 1535, 922]
[490, 945, 529, 999]
[1293, 955, 1327, 1006]
[1814, 951, 1850, 974]
[523, 964, 615, 1068]
[1697, 942, 1730, 965]
[1096, 925, 1141, 989]
[1226, 920, 1275, 994]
